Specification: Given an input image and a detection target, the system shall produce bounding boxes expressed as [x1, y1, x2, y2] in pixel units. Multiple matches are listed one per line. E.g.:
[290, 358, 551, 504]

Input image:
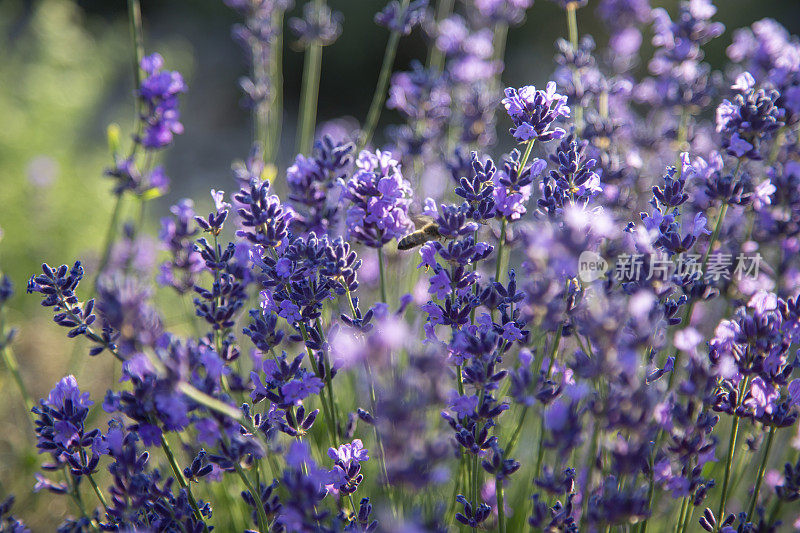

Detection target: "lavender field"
[2, 0, 800, 531]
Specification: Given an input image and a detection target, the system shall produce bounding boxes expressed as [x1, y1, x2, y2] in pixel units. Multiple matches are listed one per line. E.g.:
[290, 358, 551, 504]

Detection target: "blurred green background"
[1, 0, 800, 528]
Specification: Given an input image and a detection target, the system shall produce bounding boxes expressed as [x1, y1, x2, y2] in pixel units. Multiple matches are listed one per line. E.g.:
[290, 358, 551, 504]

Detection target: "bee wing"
[410, 214, 435, 229]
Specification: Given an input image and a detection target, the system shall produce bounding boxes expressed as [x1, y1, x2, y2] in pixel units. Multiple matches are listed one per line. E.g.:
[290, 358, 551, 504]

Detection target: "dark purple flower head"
[137, 53, 187, 150]
[502, 83, 571, 143]
[342, 150, 414, 248]
[539, 133, 602, 217]
[27, 262, 117, 357]
[494, 149, 545, 221]
[195, 189, 231, 235]
[716, 72, 785, 159]
[286, 135, 353, 235]
[233, 176, 293, 248]
[32, 376, 102, 478]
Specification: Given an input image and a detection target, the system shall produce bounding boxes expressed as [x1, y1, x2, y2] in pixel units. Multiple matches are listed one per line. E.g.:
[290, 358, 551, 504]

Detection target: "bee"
[397, 215, 443, 250]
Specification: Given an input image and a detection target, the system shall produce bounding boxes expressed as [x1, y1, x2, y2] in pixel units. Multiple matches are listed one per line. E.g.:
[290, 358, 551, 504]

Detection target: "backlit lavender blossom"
[716, 72, 785, 159]
[290, 2, 342, 46]
[342, 150, 414, 248]
[158, 200, 203, 294]
[375, 0, 427, 35]
[32, 376, 100, 481]
[137, 53, 187, 149]
[502, 83, 571, 142]
[286, 135, 354, 235]
[728, 18, 800, 123]
[475, 0, 533, 25]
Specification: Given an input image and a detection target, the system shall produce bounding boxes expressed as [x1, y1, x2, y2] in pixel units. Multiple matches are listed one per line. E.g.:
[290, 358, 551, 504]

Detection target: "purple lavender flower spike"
[137, 53, 187, 150]
[502, 83, 571, 143]
[342, 149, 414, 248]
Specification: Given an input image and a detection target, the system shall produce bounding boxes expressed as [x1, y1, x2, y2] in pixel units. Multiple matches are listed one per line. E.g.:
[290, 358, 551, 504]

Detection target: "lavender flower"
[716, 73, 785, 159]
[137, 53, 187, 149]
[342, 150, 414, 248]
[502, 83, 571, 142]
[375, 0, 427, 35]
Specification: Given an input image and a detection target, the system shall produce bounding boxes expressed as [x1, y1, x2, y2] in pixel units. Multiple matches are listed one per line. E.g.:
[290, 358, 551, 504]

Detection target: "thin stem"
[674, 497, 689, 533]
[358, 0, 410, 151]
[682, 502, 695, 533]
[298, 322, 337, 444]
[233, 461, 270, 533]
[127, 0, 144, 128]
[717, 377, 749, 524]
[565, 2, 583, 131]
[296, 36, 323, 155]
[0, 303, 34, 422]
[472, 452, 479, 532]
[94, 193, 125, 288]
[495, 218, 508, 282]
[266, 10, 285, 162]
[746, 425, 776, 521]
[504, 407, 528, 458]
[496, 477, 505, 533]
[378, 247, 388, 303]
[159, 433, 208, 530]
[495, 139, 534, 282]
[447, 454, 465, 525]
[666, 158, 743, 392]
[86, 473, 110, 512]
[67, 470, 98, 532]
[427, 0, 454, 72]
[581, 421, 600, 526]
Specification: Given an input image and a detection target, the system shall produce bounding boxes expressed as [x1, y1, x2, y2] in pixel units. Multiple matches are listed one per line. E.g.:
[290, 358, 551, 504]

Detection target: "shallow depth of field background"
[1, 0, 800, 529]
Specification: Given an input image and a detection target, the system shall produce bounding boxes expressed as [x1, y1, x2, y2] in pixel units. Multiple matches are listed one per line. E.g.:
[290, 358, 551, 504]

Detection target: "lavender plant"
[3, 0, 800, 532]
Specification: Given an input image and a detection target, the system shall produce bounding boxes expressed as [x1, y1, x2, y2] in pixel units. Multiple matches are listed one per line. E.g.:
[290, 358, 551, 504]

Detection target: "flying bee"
[397, 215, 443, 250]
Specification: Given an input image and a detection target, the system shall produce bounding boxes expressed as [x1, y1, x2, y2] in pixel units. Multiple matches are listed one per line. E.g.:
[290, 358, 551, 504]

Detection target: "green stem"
[717, 377, 749, 524]
[0, 303, 34, 422]
[581, 421, 600, 526]
[674, 497, 689, 533]
[233, 461, 269, 533]
[427, 0, 454, 71]
[86, 473, 109, 512]
[565, 2, 583, 131]
[447, 454, 465, 525]
[298, 322, 337, 444]
[297, 9, 324, 155]
[666, 158, 743, 393]
[67, 470, 98, 532]
[495, 139, 534, 282]
[266, 10, 285, 162]
[504, 407, 528, 458]
[378, 247, 388, 303]
[496, 477, 505, 533]
[680, 499, 695, 533]
[159, 433, 208, 530]
[94, 193, 125, 288]
[492, 22, 509, 68]
[495, 218, 508, 282]
[127, 0, 144, 128]
[358, 0, 410, 151]
[472, 452, 479, 531]
[746, 425, 776, 521]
